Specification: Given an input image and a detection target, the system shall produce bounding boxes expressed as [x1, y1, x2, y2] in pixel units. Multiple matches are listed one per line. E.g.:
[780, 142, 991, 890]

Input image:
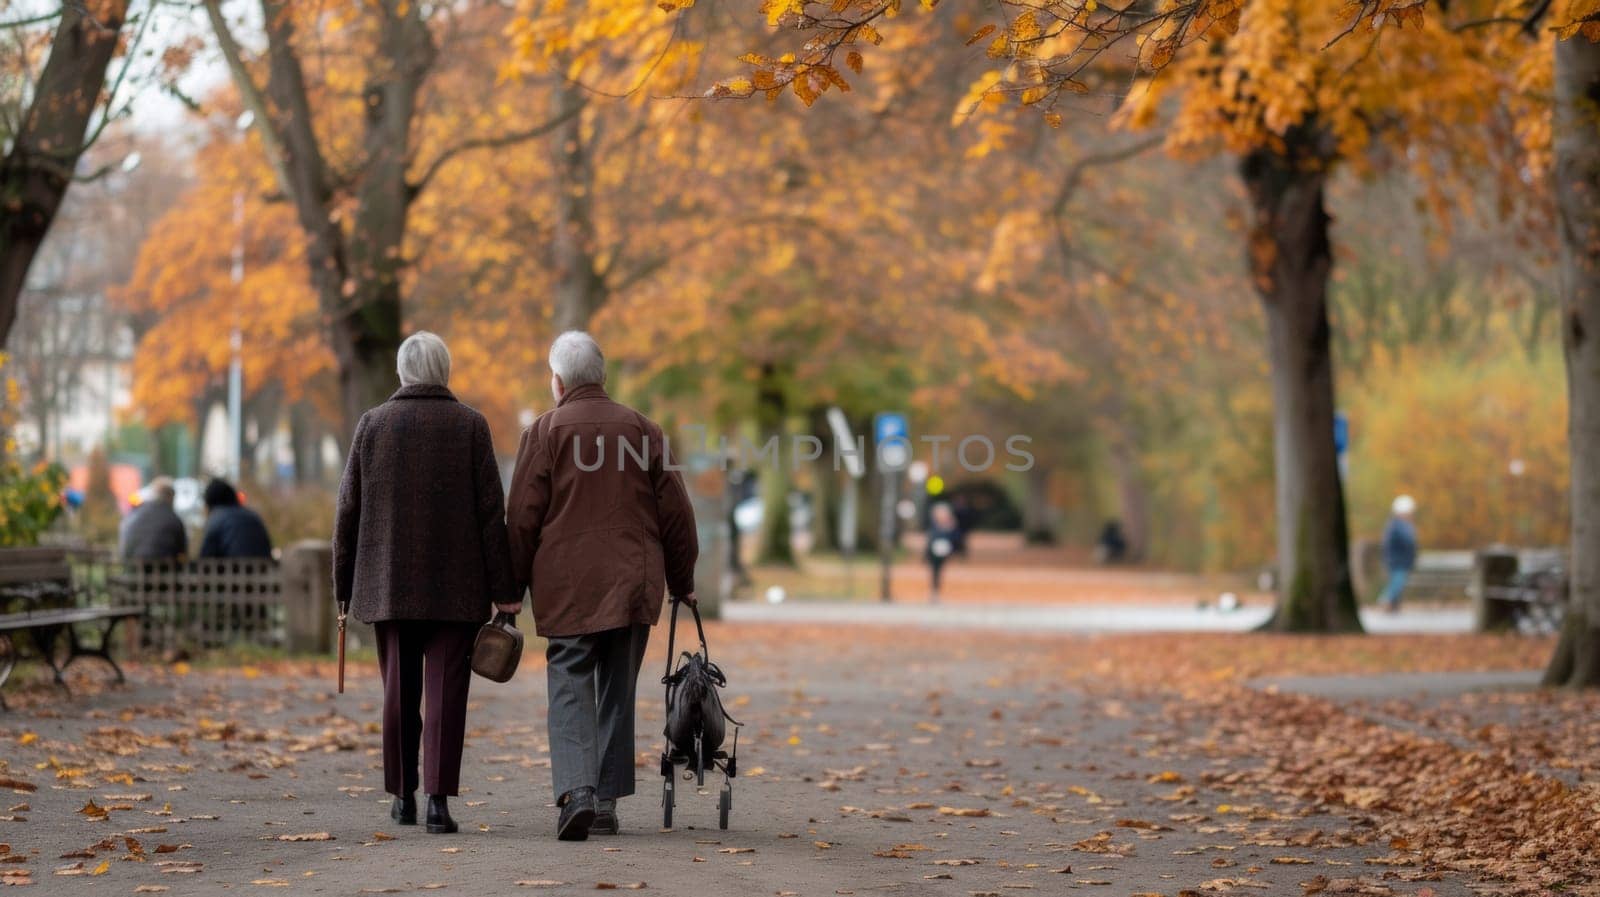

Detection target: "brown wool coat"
[333, 384, 518, 624]
[506, 383, 698, 638]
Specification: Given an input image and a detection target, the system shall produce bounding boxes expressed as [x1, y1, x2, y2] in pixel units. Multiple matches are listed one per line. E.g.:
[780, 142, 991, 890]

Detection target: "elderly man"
[120, 476, 188, 561]
[506, 331, 698, 841]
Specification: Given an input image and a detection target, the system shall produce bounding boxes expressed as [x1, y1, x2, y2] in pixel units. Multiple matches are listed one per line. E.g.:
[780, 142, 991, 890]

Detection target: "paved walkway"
[724, 599, 1476, 634]
[0, 621, 1566, 896]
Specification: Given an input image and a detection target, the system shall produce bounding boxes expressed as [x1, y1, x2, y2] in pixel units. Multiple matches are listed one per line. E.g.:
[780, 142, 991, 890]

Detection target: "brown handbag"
[471, 611, 524, 683]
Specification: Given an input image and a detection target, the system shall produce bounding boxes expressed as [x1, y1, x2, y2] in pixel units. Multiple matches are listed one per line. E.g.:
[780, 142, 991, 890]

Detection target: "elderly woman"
[333, 331, 520, 834]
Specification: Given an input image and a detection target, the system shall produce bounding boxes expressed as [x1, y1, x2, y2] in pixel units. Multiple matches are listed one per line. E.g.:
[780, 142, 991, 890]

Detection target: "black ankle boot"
[557, 786, 596, 841]
[425, 795, 457, 834]
[390, 793, 417, 825]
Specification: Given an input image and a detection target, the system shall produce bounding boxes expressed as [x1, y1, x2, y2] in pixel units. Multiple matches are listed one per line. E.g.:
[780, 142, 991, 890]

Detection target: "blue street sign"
[1333, 412, 1349, 456]
[874, 412, 908, 445]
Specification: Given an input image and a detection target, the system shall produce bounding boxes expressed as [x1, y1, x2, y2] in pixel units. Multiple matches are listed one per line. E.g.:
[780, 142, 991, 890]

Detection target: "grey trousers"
[545, 623, 651, 802]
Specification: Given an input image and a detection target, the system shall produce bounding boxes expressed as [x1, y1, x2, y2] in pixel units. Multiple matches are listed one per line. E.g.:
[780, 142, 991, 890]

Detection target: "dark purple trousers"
[374, 620, 478, 797]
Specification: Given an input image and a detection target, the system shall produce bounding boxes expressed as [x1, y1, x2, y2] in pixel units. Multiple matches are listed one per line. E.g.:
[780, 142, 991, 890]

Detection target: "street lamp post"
[226, 190, 244, 482]
[225, 111, 252, 482]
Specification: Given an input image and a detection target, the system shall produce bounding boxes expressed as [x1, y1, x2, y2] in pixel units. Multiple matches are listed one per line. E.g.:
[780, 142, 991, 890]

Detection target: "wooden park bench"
[1473, 548, 1567, 634]
[0, 548, 143, 710]
[1352, 544, 1477, 602]
[1405, 550, 1479, 601]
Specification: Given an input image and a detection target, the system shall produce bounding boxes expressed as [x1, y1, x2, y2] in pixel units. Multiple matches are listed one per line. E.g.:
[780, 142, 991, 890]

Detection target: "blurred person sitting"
[1379, 495, 1418, 614]
[119, 477, 188, 561]
[198, 478, 274, 559]
[925, 502, 964, 603]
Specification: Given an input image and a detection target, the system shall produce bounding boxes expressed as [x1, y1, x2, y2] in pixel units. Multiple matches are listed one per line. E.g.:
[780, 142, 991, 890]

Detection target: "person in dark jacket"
[1096, 519, 1128, 565]
[333, 331, 519, 836]
[506, 331, 698, 841]
[119, 477, 188, 561]
[1379, 494, 1419, 613]
[198, 479, 274, 558]
[925, 502, 964, 603]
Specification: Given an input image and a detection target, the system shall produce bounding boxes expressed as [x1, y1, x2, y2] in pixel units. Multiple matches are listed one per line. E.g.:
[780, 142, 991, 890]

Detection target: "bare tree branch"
[408, 98, 584, 199]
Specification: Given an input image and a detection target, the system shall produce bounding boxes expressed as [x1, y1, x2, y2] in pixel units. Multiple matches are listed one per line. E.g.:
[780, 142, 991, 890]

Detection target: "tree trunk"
[1021, 463, 1056, 545]
[1099, 397, 1150, 560]
[809, 406, 842, 553]
[853, 414, 880, 553]
[0, 2, 127, 347]
[1240, 139, 1362, 634]
[210, 0, 429, 439]
[1544, 35, 1600, 688]
[289, 401, 324, 485]
[549, 85, 603, 335]
[755, 363, 794, 565]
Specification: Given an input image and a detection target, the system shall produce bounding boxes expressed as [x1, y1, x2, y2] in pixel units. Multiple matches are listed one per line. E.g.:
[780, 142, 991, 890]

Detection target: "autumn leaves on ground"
[1, 604, 1594, 897]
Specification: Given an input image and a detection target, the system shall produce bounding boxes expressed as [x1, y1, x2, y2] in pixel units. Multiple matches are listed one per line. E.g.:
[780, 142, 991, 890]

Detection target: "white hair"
[549, 331, 605, 388]
[397, 331, 451, 387]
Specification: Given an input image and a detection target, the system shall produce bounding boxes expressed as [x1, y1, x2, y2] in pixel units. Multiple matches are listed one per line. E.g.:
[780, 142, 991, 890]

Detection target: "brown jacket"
[506, 383, 697, 638]
[333, 384, 518, 624]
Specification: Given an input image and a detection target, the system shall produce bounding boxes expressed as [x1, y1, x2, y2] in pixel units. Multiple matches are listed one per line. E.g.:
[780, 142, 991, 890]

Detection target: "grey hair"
[549, 331, 605, 388]
[148, 476, 176, 504]
[397, 331, 451, 387]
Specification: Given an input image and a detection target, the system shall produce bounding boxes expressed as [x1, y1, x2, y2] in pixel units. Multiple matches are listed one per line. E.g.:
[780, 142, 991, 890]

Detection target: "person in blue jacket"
[1379, 495, 1418, 613]
[198, 478, 274, 559]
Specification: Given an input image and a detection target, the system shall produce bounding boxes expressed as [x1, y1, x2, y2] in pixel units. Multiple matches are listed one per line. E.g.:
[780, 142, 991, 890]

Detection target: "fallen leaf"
[276, 832, 334, 842]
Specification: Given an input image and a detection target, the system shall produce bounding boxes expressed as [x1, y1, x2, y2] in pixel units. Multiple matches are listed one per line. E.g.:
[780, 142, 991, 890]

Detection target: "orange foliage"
[112, 136, 333, 429]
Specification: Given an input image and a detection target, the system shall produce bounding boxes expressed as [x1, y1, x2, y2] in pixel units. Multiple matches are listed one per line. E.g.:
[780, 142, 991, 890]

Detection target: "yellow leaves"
[1008, 10, 1041, 43]
[845, 51, 864, 73]
[954, 70, 1005, 125]
[15, 734, 35, 747]
[713, 77, 755, 98]
[967, 24, 996, 46]
[762, 0, 805, 26]
[937, 806, 991, 817]
[1556, 17, 1600, 42]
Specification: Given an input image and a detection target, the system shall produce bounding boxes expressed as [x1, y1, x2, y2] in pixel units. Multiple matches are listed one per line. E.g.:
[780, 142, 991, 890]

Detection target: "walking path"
[3, 618, 1579, 895]
[725, 599, 1476, 634]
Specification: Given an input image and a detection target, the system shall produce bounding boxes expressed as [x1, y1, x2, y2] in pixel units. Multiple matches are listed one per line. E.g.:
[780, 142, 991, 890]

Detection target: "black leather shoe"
[591, 799, 619, 835]
[425, 795, 457, 834]
[557, 787, 596, 841]
[390, 793, 417, 826]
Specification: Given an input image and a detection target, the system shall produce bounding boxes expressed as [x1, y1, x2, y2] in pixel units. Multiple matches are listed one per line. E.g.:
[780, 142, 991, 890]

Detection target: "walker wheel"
[718, 785, 731, 830]
[662, 777, 674, 829]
